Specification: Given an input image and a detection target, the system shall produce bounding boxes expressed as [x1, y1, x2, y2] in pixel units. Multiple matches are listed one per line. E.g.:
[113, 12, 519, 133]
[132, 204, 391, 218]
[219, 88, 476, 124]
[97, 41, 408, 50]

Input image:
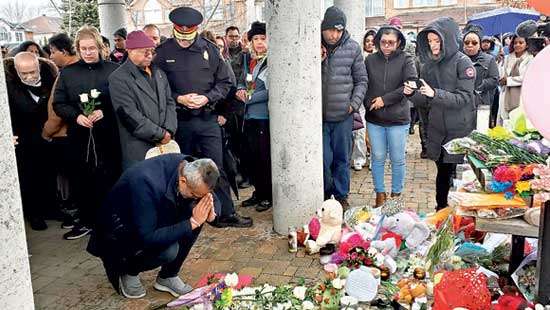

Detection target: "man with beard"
[5, 52, 58, 230]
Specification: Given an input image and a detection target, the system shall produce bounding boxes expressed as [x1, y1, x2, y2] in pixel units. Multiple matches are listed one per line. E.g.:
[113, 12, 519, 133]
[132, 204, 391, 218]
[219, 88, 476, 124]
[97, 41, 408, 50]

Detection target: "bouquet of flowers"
[489, 164, 535, 199]
[79, 89, 102, 166]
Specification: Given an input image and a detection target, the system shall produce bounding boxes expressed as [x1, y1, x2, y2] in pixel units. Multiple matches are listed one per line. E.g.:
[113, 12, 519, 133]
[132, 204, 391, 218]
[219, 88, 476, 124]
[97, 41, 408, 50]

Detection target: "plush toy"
[305, 198, 343, 254]
[397, 278, 428, 305]
[372, 211, 430, 255]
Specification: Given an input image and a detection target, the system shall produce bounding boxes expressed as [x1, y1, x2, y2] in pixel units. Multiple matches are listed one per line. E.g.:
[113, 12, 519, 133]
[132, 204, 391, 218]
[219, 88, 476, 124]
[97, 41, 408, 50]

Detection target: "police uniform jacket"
[153, 37, 232, 117]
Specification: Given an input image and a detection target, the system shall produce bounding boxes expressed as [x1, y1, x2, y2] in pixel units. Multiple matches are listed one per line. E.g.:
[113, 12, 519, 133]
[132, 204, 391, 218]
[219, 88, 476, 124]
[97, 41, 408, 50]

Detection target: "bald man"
[143, 24, 161, 47]
[5, 52, 59, 230]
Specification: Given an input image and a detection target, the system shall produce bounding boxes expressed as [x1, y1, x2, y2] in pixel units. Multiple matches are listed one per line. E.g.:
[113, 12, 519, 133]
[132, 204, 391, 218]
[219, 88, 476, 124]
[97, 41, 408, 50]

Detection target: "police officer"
[154, 7, 252, 228]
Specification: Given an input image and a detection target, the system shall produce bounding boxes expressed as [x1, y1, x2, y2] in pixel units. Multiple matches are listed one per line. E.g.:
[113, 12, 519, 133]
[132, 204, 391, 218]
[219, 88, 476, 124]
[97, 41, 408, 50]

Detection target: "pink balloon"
[522, 46, 550, 140]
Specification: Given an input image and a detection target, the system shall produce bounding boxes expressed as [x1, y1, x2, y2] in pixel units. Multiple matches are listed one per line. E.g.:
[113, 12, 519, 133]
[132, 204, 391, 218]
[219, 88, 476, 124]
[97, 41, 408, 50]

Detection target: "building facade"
[127, 0, 265, 37]
[0, 18, 33, 48]
[323, 0, 501, 33]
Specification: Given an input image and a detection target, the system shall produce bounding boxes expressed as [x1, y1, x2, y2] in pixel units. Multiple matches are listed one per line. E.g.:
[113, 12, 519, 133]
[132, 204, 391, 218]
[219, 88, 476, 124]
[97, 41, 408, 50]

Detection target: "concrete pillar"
[334, 0, 366, 46]
[98, 0, 127, 47]
[267, 0, 324, 234]
[0, 57, 34, 308]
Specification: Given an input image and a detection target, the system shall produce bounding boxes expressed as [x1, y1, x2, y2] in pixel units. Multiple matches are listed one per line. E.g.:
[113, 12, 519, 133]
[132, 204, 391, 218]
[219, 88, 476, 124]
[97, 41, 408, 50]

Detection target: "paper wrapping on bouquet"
[511, 251, 538, 301]
[448, 192, 527, 209]
[145, 140, 181, 159]
[433, 268, 491, 310]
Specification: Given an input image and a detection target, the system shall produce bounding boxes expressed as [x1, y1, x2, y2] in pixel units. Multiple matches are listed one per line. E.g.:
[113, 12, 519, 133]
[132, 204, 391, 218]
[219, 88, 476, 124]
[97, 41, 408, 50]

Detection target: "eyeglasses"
[464, 40, 479, 46]
[79, 46, 98, 54]
[380, 40, 397, 47]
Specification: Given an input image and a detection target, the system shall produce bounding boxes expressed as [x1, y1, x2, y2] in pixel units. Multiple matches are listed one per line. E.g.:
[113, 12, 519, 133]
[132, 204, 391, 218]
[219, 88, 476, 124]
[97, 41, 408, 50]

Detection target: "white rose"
[292, 286, 307, 300]
[331, 278, 345, 290]
[367, 247, 378, 256]
[79, 93, 89, 102]
[302, 301, 315, 310]
[224, 272, 239, 288]
[90, 89, 101, 99]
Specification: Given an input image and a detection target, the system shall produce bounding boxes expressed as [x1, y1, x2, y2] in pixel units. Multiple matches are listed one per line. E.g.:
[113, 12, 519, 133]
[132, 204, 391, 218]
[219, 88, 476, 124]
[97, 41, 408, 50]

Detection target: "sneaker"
[353, 164, 363, 171]
[210, 213, 253, 228]
[63, 225, 91, 240]
[154, 276, 193, 297]
[119, 274, 146, 299]
[242, 193, 259, 208]
[29, 218, 48, 231]
[61, 216, 75, 229]
[238, 179, 251, 189]
[255, 200, 272, 212]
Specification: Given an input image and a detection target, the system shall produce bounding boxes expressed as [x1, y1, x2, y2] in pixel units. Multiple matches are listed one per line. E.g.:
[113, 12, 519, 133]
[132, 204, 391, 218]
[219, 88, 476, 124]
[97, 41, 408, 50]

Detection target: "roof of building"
[0, 18, 28, 31]
[21, 15, 62, 34]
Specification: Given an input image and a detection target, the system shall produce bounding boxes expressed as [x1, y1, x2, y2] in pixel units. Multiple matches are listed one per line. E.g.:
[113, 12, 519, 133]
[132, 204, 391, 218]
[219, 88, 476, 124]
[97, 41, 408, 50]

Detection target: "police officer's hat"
[169, 7, 203, 27]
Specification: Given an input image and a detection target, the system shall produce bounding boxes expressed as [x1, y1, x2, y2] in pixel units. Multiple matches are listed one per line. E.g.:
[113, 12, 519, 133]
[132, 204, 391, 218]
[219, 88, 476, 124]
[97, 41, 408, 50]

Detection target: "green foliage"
[60, 0, 99, 37]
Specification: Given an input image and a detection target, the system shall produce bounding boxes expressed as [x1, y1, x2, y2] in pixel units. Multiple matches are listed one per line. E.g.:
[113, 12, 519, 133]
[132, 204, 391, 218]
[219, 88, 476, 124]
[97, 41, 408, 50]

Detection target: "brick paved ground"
[28, 128, 437, 309]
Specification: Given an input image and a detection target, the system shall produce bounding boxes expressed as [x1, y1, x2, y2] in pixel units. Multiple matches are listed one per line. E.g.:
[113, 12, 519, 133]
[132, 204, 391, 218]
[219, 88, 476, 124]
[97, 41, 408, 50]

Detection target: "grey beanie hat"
[321, 6, 346, 31]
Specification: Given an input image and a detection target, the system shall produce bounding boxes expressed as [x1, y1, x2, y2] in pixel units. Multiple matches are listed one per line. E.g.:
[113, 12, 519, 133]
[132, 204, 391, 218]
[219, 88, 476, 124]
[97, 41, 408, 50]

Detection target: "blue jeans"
[323, 115, 353, 200]
[366, 122, 409, 194]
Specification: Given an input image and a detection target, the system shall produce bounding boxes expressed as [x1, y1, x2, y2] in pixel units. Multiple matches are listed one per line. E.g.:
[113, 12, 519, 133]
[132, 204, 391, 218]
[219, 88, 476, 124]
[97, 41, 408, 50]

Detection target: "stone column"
[334, 0, 366, 45]
[98, 0, 127, 47]
[0, 57, 34, 308]
[267, 0, 324, 234]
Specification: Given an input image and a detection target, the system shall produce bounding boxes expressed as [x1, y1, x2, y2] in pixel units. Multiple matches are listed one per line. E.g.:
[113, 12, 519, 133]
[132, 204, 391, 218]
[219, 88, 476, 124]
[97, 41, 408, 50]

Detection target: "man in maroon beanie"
[108, 30, 177, 170]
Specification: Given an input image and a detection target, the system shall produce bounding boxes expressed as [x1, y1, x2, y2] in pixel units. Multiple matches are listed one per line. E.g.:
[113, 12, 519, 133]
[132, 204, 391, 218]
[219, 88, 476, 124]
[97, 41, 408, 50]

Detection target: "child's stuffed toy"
[371, 211, 430, 256]
[305, 197, 343, 254]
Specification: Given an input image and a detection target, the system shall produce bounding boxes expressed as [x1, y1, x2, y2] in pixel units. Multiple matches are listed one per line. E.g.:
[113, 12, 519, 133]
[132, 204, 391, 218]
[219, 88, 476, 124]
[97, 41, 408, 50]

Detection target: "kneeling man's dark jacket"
[87, 154, 219, 270]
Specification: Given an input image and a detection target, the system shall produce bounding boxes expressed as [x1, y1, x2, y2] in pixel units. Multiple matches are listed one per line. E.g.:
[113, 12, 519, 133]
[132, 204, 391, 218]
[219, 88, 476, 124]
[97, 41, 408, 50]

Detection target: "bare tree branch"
[0, 0, 30, 23]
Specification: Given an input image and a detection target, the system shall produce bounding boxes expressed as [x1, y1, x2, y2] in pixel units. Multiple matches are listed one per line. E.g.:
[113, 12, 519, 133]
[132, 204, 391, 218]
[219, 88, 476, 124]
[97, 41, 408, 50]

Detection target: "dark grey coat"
[468, 51, 499, 107]
[109, 61, 177, 169]
[410, 17, 476, 164]
[364, 26, 418, 126]
[322, 30, 368, 122]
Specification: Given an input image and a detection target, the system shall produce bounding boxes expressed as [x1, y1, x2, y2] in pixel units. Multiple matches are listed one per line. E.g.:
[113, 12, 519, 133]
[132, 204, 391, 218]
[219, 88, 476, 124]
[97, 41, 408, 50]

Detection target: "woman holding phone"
[364, 25, 417, 207]
[406, 17, 476, 211]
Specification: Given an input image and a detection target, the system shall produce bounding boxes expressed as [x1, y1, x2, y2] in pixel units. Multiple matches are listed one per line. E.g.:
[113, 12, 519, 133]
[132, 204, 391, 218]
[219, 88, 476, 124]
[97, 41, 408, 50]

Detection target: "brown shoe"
[375, 192, 387, 208]
[337, 198, 350, 211]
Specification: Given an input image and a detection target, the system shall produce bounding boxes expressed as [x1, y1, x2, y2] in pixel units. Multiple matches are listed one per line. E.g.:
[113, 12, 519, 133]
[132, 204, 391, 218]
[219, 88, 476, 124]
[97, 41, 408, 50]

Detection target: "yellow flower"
[488, 126, 513, 141]
[516, 181, 531, 194]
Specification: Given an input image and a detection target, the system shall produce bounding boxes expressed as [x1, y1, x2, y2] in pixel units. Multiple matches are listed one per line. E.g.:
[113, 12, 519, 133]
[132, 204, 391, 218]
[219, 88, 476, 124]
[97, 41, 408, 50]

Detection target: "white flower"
[224, 272, 239, 288]
[340, 295, 358, 306]
[302, 301, 315, 310]
[79, 93, 89, 103]
[90, 89, 101, 99]
[292, 286, 307, 300]
[274, 301, 292, 310]
[331, 278, 345, 290]
[367, 247, 378, 256]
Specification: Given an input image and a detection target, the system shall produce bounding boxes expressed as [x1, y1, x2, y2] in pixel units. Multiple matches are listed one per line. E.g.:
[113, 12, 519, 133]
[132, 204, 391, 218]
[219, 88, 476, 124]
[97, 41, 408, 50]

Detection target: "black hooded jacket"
[4, 57, 58, 146]
[409, 17, 476, 163]
[364, 26, 417, 126]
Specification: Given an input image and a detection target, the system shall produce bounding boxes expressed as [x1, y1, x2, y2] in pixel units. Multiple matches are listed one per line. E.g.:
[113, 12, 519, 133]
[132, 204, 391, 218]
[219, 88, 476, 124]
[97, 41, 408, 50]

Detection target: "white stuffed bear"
[305, 198, 343, 254]
[371, 211, 430, 257]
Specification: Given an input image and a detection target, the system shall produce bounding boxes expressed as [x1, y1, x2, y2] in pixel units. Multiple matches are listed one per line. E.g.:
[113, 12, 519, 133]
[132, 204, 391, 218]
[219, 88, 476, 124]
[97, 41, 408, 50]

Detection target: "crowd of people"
[3, 4, 549, 300]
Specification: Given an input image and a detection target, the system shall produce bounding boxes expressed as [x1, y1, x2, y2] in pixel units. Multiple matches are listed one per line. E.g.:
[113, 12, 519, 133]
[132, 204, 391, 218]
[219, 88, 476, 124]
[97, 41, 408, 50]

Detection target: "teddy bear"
[305, 197, 343, 254]
[371, 211, 430, 257]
